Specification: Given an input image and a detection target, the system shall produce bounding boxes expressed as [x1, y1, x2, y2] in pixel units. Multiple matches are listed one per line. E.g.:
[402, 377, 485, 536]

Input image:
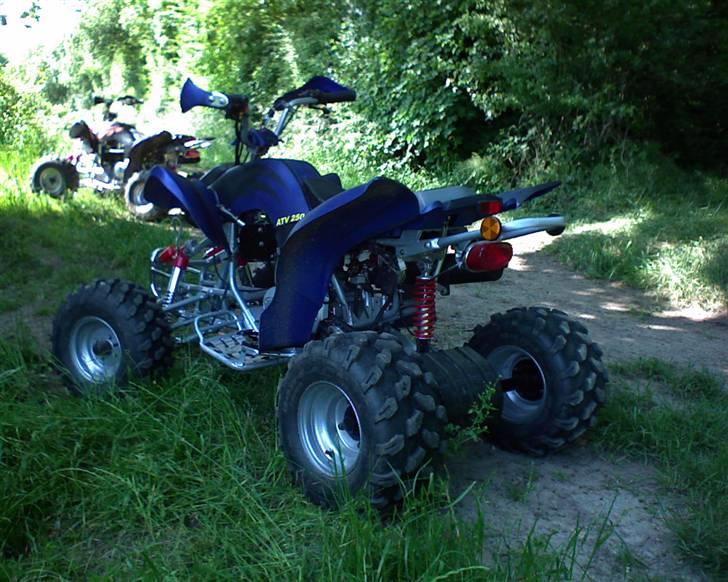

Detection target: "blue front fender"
[145, 166, 228, 248]
[259, 177, 420, 351]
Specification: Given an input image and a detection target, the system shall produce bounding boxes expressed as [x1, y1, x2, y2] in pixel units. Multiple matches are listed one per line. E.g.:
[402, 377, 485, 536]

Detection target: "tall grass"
[284, 127, 728, 310]
[0, 150, 173, 315]
[0, 334, 598, 579]
[541, 153, 728, 310]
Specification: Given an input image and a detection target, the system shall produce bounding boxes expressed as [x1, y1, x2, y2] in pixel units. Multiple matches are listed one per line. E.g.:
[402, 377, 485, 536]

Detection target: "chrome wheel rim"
[68, 316, 122, 383]
[130, 180, 153, 213]
[486, 346, 547, 424]
[39, 167, 65, 196]
[298, 381, 363, 476]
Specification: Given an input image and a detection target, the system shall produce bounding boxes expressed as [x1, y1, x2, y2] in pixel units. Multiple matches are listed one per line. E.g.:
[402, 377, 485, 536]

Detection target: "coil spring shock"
[413, 276, 437, 350]
[160, 246, 189, 307]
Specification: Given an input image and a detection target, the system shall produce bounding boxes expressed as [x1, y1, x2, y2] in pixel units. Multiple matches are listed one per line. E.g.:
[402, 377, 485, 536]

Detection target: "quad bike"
[30, 94, 211, 221]
[52, 76, 607, 510]
[31, 95, 144, 197]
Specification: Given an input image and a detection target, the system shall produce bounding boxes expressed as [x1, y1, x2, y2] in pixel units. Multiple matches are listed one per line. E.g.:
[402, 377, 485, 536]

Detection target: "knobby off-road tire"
[277, 331, 447, 510]
[124, 171, 166, 222]
[30, 157, 79, 198]
[467, 307, 607, 455]
[52, 279, 173, 395]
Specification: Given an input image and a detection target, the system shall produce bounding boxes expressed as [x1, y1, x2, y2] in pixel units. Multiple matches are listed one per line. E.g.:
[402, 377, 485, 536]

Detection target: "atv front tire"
[52, 279, 173, 395]
[467, 307, 607, 455]
[125, 171, 166, 221]
[30, 158, 79, 198]
[277, 331, 447, 510]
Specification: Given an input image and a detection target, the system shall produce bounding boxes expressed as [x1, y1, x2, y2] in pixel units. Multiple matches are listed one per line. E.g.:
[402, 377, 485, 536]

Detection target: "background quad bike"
[30, 95, 210, 221]
[30, 95, 143, 199]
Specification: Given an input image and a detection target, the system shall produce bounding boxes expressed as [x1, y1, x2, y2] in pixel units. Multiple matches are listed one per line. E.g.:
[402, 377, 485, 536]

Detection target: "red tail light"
[478, 199, 503, 216]
[464, 242, 513, 272]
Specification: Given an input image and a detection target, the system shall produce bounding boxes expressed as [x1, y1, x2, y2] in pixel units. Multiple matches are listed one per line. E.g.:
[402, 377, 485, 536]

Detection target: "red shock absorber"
[413, 276, 437, 351]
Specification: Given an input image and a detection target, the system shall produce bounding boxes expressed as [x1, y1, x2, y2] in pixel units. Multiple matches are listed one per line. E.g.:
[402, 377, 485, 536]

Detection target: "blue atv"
[52, 76, 607, 509]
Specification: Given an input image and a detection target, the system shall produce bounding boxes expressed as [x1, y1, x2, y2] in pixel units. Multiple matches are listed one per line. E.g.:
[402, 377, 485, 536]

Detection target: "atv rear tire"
[467, 307, 607, 455]
[125, 171, 166, 221]
[52, 279, 173, 395]
[30, 158, 79, 198]
[277, 331, 447, 510]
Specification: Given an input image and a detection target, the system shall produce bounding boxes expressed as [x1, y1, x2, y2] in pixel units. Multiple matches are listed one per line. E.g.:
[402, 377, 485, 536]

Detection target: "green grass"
[0, 150, 175, 316]
[0, 334, 605, 580]
[595, 358, 728, 575]
[538, 154, 728, 310]
[2, 144, 726, 578]
[285, 129, 728, 311]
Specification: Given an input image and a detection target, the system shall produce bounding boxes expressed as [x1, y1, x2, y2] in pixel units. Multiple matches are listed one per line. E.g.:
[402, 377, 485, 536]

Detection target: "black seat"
[199, 163, 235, 186]
[302, 173, 344, 205]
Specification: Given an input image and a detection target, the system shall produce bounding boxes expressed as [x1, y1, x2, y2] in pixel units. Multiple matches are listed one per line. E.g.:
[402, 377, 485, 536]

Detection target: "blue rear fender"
[259, 177, 420, 351]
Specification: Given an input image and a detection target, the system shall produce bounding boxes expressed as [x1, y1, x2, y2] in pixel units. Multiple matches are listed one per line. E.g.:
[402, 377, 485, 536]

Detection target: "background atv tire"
[125, 171, 166, 221]
[52, 279, 173, 395]
[467, 307, 607, 455]
[30, 158, 79, 198]
[277, 331, 447, 510]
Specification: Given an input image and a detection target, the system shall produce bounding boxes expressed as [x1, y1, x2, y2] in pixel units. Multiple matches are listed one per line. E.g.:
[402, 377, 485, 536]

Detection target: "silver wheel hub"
[298, 381, 363, 476]
[130, 181, 153, 212]
[487, 345, 547, 424]
[39, 167, 64, 196]
[68, 316, 122, 383]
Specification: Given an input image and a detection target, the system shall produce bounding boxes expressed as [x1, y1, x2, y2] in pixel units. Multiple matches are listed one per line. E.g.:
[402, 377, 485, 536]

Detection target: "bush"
[0, 71, 53, 155]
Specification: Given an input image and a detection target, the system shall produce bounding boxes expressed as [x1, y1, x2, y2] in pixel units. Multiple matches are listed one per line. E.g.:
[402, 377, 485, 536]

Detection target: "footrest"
[193, 310, 286, 371]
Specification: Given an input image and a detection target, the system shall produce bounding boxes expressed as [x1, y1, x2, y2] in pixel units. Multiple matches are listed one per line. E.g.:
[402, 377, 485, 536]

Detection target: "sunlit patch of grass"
[596, 358, 728, 574]
[548, 202, 728, 310]
[0, 150, 174, 315]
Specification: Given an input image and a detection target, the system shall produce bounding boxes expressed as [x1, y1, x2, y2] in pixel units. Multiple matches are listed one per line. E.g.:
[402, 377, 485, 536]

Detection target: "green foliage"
[39, 0, 203, 106]
[17, 0, 726, 178]
[447, 383, 498, 453]
[0, 71, 50, 154]
[203, 0, 293, 105]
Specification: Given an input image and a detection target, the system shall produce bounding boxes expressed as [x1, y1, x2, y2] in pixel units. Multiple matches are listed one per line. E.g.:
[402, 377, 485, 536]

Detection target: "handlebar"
[180, 78, 248, 118]
[179, 75, 355, 164]
[271, 75, 356, 111]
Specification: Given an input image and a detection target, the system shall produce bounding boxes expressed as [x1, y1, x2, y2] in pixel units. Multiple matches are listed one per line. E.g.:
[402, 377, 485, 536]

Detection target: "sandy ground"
[438, 233, 726, 581]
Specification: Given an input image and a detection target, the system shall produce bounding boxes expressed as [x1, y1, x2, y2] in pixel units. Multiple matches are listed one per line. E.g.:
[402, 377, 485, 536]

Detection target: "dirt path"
[438, 234, 727, 581]
[438, 232, 728, 379]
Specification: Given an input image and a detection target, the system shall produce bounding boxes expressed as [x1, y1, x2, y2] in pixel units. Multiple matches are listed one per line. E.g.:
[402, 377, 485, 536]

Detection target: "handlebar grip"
[317, 89, 357, 105]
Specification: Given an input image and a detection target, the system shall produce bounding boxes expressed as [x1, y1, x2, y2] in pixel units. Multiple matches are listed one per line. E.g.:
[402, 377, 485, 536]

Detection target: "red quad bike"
[30, 94, 211, 221]
[52, 76, 608, 511]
